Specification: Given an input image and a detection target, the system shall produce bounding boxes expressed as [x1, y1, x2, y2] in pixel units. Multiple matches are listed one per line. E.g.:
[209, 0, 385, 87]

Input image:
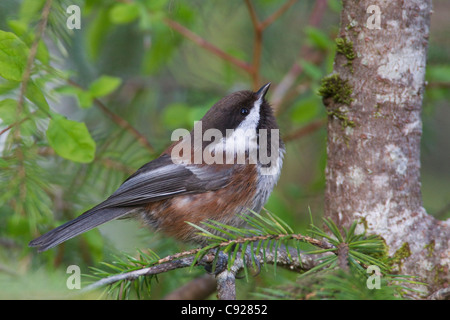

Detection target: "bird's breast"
[141, 148, 284, 243]
[142, 163, 258, 242]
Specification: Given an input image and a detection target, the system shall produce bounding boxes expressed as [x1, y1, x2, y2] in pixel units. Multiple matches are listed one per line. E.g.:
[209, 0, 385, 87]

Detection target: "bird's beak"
[256, 82, 271, 100]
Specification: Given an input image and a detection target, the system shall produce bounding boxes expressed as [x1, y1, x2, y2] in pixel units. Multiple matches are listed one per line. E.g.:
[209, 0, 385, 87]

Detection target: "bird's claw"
[236, 246, 261, 279]
[204, 251, 228, 275]
[204, 246, 261, 278]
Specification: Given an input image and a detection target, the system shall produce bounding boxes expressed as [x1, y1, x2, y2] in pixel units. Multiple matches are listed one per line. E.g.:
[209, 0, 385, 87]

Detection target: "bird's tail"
[29, 206, 131, 252]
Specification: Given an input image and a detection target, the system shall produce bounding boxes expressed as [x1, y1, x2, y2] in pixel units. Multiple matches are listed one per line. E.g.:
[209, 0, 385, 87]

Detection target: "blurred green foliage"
[0, 0, 448, 299]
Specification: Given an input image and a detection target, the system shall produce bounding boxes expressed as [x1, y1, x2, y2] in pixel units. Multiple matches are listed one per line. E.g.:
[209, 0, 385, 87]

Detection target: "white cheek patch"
[205, 97, 263, 164]
[223, 97, 261, 162]
[237, 97, 261, 131]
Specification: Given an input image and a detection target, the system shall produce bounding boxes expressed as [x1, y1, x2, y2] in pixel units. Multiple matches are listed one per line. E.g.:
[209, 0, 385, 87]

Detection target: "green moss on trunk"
[335, 37, 356, 72]
[391, 242, 412, 271]
[318, 74, 353, 105]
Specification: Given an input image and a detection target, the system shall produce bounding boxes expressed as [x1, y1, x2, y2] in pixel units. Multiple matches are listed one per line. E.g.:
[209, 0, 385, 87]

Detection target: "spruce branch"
[82, 212, 392, 300]
[82, 242, 320, 299]
[4, 0, 54, 224]
[83, 255, 201, 295]
[16, 0, 53, 121]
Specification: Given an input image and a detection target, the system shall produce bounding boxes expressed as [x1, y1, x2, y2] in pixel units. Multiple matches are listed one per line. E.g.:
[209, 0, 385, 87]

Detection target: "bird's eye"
[240, 107, 249, 116]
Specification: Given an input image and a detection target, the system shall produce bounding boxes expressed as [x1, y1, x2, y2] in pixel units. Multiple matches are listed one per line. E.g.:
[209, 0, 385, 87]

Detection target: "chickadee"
[29, 83, 285, 252]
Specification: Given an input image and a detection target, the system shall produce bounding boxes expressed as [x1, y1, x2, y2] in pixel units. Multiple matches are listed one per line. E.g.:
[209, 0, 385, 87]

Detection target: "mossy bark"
[322, 0, 449, 297]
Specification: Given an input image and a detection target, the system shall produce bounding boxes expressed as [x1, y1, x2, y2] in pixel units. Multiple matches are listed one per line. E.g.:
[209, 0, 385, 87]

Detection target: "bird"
[29, 83, 285, 253]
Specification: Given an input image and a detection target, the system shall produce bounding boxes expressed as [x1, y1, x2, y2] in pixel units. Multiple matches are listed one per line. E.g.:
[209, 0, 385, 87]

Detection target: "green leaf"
[0, 31, 29, 81]
[0, 158, 8, 169]
[89, 75, 122, 98]
[0, 80, 20, 95]
[82, 229, 104, 262]
[162, 103, 191, 129]
[109, 3, 140, 25]
[188, 106, 209, 124]
[54, 85, 93, 109]
[46, 114, 96, 163]
[86, 9, 111, 59]
[8, 20, 50, 65]
[143, 25, 179, 74]
[0, 98, 38, 136]
[7, 20, 27, 37]
[426, 65, 450, 82]
[26, 80, 49, 112]
[77, 91, 94, 109]
[143, 0, 168, 11]
[300, 59, 323, 80]
[0, 99, 18, 125]
[305, 27, 333, 51]
[53, 84, 81, 96]
[327, 0, 342, 13]
[19, 0, 46, 24]
[290, 95, 321, 124]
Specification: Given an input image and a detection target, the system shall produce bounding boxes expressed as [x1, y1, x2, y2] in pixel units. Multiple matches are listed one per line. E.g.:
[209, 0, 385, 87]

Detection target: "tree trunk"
[322, 0, 449, 296]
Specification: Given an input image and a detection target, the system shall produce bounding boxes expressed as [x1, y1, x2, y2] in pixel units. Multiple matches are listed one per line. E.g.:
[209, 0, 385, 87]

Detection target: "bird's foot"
[236, 245, 261, 279]
[204, 251, 229, 275]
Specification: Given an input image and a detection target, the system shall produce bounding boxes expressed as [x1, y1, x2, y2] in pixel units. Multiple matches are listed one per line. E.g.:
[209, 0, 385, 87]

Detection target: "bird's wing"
[96, 153, 232, 208]
[29, 154, 232, 252]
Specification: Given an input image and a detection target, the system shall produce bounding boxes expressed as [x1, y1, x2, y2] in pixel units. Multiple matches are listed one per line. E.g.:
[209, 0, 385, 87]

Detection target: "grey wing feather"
[29, 154, 232, 252]
[95, 154, 232, 207]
